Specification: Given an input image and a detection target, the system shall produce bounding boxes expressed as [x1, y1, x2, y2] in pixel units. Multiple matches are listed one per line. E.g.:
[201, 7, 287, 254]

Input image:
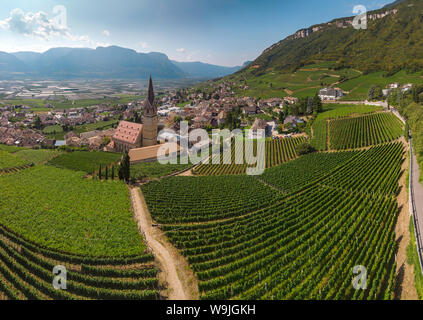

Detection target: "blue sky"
[0, 0, 393, 66]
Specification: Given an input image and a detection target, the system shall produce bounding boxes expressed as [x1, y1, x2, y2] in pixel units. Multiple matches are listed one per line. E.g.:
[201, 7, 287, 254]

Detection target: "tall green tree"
[368, 85, 376, 101]
[119, 152, 131, 182]
[33, 116, 43, 130]
[278, 111, 285, 124]
[313, 94, 323, 113]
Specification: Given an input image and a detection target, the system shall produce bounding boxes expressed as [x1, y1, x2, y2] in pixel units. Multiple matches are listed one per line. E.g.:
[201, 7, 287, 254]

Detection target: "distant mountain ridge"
[0, 46, 241, 80]
[172, 61, 242, 78]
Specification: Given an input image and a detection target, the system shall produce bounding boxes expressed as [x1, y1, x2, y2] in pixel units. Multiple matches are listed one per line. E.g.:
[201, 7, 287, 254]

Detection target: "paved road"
[322, 100, 388, 108]
[410, 145, 423, 272]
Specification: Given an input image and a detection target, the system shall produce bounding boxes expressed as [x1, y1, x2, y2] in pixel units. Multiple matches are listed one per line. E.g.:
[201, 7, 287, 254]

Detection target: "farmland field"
[47, 151, 122, 173]
[193, 137, 306, 176]
[145, 142, 404, 299]
[44, 119, 119, 140]
[329, 113, 404, 150]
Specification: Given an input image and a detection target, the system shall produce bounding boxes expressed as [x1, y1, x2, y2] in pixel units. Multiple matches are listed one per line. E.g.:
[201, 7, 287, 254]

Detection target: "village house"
[248, 118, 269, 139]
[283, 96, 299, 105]
[318, 87, 344, 101]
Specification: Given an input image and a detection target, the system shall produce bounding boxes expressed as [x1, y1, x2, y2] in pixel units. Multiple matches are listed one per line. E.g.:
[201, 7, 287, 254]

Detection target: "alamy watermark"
[353, 5, 367, 30]
[52, 265, 67, 290]
[352, 265, 368, 290]
[52, 5, 68, 29]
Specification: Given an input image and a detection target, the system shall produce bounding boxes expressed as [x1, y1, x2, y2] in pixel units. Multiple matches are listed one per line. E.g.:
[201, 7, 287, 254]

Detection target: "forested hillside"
[242, 0, 423, 76]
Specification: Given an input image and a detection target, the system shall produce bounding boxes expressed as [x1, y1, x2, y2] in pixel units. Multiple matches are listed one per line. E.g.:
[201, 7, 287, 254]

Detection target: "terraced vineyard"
[0, 164, 160, 300]
[144, 142, 404, 300]
[329, 113, 404, 150]
[193, 137, 306, 176]
[0, 224, 159, 300]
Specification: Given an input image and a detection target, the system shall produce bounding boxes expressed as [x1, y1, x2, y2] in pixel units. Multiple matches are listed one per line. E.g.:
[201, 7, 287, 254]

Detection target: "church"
[107, 75, 158, 153]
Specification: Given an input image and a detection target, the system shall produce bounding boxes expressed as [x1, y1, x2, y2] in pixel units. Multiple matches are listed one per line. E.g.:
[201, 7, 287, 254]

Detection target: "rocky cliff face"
[263, 8, 399, 54]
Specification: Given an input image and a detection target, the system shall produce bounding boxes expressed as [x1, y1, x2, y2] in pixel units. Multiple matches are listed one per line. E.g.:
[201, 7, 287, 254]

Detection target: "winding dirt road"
[130, 186, 198, 300]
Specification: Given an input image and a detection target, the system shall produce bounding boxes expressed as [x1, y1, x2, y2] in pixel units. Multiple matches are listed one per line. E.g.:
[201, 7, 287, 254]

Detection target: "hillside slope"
[245, 0, 423, 76]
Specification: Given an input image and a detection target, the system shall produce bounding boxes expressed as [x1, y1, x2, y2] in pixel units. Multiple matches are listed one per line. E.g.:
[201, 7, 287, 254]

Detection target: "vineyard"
[193, 137, 306, 176]
[309, 104, 384, 151]
[0, 162, 161, 300]
[142, 175, 282, 223]
[329, 113, 404, 150]
[0, 224, 159, 300]
[260, 151, 359, 192]
[143, 142, 405, 299]
[14, 149, 61, 165]
[47, 151, 122, 173]
[131, 156, 193, 180]
[0, 166, 143, 257]
[0, 150, 29, 170]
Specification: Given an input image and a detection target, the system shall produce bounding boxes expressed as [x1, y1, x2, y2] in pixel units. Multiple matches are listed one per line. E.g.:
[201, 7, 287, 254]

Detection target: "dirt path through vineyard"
[130, 186, 198, 300]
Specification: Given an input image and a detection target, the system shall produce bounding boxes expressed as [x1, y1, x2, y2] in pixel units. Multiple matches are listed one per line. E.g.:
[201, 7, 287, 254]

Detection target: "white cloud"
[102, 30, 110, 37]
[176, 48, 186, 53]
[0, 8, 89, 43]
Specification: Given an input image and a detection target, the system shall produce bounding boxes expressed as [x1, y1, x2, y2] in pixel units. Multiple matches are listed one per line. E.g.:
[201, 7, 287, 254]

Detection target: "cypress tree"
[405, 121, 410, 142]
[105, 166, 109, 180]
[99, 164, 102, 180]
[122, 151, 131, 181]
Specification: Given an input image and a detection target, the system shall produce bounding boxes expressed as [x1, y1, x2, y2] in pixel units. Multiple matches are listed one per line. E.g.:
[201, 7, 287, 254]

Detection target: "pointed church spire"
[147, 74, 155, 106]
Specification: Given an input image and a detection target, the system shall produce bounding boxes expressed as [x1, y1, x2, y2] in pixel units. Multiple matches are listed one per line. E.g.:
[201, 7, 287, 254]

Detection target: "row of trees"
[97, 152, 131, 182]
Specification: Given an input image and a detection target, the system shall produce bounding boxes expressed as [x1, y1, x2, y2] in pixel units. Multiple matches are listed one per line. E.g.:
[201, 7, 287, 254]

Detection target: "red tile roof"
[113, 121, 143, 145]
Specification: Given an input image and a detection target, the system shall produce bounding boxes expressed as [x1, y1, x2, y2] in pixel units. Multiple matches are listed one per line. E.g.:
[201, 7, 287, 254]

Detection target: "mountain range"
[237, 0, 423, 77]
[0, 46, 243, 80]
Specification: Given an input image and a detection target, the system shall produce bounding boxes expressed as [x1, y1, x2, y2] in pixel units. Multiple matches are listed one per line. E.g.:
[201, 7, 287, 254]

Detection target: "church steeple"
[147, 74, 155, 106]
[142, 74, 158, 148]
